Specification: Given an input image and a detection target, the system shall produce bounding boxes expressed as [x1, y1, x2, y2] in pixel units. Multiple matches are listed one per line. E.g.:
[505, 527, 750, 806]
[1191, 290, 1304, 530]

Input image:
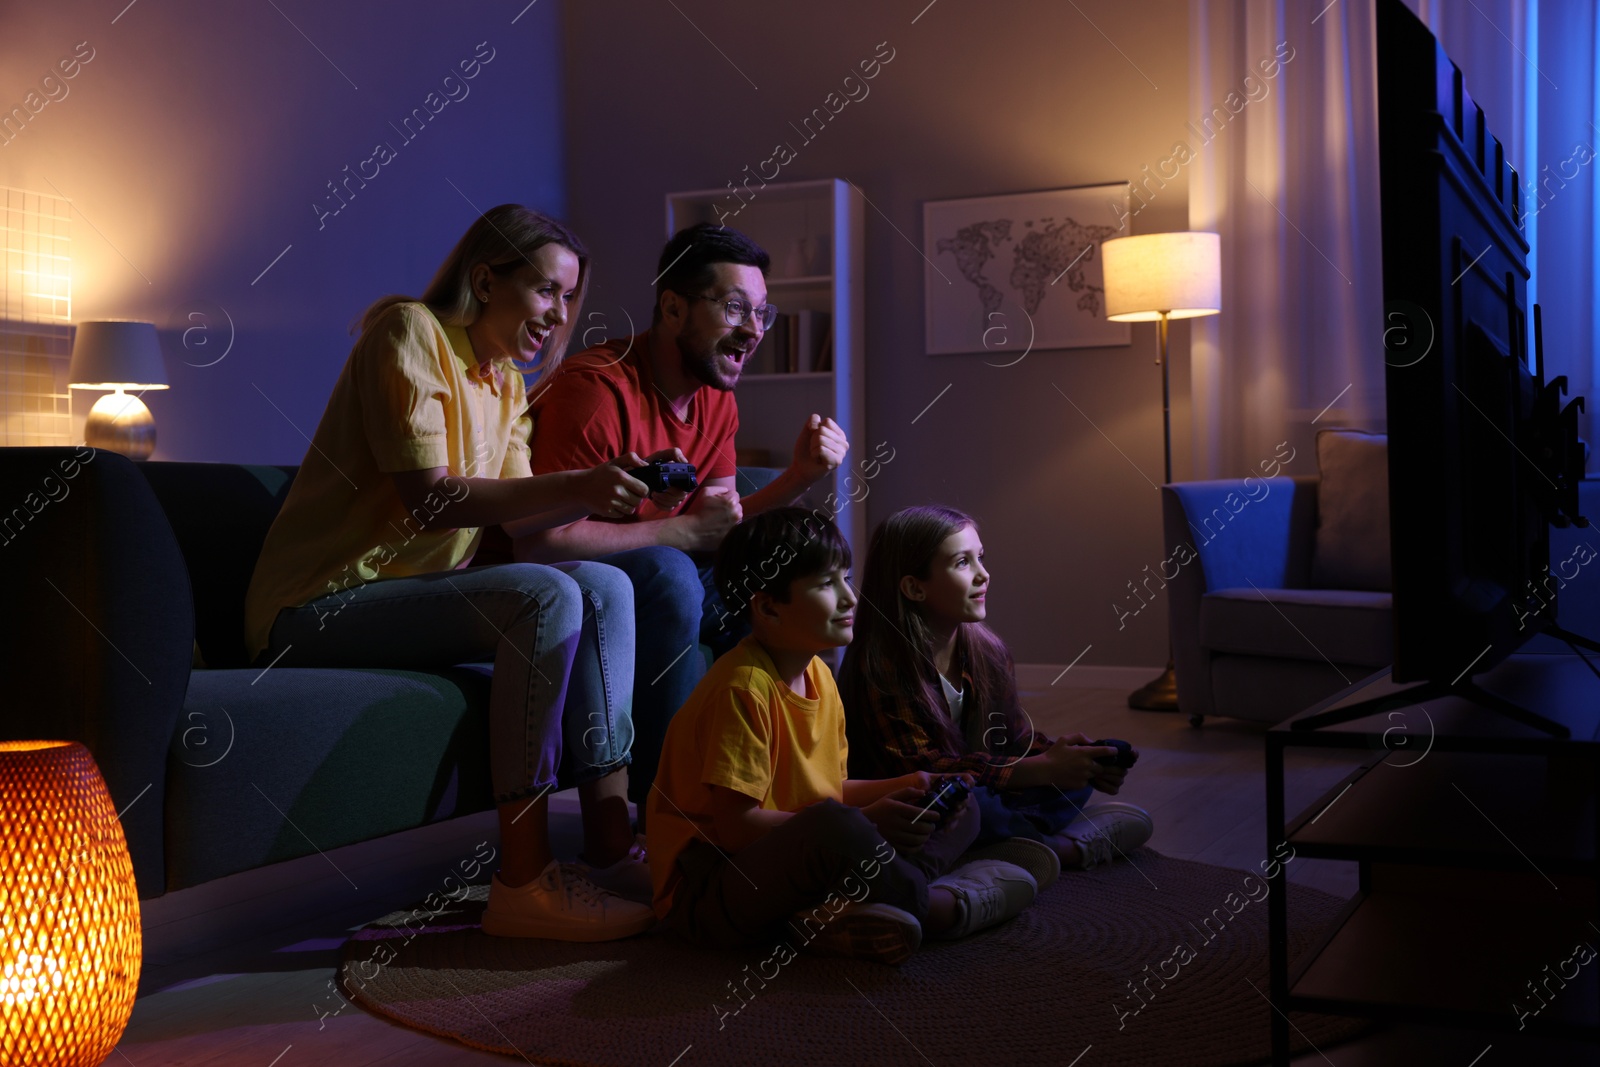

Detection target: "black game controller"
[915, 776, 972, 820]
[1091, 738, 1138, 770]
[627, 461, 698, 494]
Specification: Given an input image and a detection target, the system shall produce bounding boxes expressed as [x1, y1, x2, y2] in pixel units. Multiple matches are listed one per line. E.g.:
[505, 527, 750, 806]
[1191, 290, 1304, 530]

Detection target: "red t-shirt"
[526, 332, 739, 518]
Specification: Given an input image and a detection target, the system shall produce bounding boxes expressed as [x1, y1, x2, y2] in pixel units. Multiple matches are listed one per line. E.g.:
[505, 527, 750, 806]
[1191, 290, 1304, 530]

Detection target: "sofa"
[0, 446, 779, 899]
[1160, 430, 1396, 726]
[1161, 427, 1600, 725]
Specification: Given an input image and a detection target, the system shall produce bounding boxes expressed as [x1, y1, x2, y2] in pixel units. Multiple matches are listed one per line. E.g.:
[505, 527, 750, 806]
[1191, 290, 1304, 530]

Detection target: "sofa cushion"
[140, 462, 296, 669]
[1200, 587, 1393, 667]
[165, 665, 494, 890]
[1310, 429, 1390, 591]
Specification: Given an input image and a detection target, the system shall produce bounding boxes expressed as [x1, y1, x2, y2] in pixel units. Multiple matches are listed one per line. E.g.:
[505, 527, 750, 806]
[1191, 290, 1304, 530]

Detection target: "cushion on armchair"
[1310, 428, 1391, 591]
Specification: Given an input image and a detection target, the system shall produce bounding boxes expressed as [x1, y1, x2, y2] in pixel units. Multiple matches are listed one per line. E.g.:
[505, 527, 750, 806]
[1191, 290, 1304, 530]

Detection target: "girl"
[839, 505, 1153, 876]
[245, 205, 684, 940]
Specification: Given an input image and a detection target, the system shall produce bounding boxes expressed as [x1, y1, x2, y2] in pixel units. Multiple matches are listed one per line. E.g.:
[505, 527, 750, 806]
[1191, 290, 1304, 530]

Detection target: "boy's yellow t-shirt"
[243, 302, 532, 661]
[646, 634, 849, 918]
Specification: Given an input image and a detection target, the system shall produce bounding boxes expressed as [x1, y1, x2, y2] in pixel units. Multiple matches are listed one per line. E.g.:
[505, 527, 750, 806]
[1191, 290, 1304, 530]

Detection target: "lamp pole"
[1128, 308, 1181, 711]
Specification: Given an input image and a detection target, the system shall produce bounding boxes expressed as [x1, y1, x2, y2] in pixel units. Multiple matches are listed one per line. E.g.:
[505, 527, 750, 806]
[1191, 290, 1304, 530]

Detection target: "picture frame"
[922, 182, 1132, 356]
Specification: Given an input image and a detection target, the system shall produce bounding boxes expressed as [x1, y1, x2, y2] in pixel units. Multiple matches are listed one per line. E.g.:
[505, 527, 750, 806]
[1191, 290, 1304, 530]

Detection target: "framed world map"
[922, 182, 1132, 356]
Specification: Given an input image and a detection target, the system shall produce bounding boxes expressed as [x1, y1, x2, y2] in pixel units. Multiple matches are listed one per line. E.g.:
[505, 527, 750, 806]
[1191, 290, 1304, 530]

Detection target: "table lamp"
[68, 320, 168, 461]
[1101, 231, 1222, 711]
[0, 740, 141, 1066]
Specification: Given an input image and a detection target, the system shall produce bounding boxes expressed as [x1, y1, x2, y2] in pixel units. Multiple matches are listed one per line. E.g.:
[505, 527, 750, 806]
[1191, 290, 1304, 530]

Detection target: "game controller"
[915, 776, 972, 820]
[1091, 738, 1138, 770]
[627, 461, 698, 494]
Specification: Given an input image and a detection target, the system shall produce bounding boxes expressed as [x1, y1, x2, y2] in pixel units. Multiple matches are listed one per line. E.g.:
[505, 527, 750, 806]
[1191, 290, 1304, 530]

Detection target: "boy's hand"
[863, 787, 937, 852]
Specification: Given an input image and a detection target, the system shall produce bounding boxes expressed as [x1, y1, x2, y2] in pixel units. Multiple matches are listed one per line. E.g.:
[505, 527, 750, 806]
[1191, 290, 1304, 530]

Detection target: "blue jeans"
[970, 783, 1095, 846]
[259, 562, 634, 804]
[593, 546, 750, 806]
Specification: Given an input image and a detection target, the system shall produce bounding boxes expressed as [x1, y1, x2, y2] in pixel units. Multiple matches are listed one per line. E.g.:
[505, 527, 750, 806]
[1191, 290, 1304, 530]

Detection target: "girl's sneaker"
[575, 834, 653, 904]
[798, 901, 923, 966]
[1064, 803, 1154, 870]
[481, 859, 655, 941]
[961, 838, 1062, 892]
[929, 860, 1037, 939]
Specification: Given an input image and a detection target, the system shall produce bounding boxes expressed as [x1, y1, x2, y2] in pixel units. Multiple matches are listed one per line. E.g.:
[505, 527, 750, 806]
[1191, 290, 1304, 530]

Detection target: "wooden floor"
[116, 681, 1590, 1066]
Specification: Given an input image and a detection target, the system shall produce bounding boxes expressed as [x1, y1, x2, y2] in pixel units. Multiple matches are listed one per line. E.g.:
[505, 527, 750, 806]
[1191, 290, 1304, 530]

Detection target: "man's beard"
[678, 333, 738, 391]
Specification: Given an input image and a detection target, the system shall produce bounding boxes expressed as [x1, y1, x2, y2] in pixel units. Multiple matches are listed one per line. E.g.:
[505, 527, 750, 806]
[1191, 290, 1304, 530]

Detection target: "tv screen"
[1377, 0, 1588, 687]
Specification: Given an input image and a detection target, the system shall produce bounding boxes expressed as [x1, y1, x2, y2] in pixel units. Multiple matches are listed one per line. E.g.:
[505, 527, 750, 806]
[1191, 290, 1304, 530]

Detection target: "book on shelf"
[748, 311, 832, 374]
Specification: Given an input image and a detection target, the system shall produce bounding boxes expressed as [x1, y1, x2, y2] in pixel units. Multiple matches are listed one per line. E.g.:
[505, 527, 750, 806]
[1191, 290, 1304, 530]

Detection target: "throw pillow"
[1310, 428, 1391, 591]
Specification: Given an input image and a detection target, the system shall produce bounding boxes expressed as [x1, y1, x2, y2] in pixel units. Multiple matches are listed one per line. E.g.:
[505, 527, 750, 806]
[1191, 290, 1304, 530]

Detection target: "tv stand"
[1291, 676, 1570, 739]
[1266, 654, 1600, 1064]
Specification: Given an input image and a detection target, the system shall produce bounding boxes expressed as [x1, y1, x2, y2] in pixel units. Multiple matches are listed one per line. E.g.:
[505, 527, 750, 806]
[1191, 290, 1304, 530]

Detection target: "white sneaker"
[929, 860, 1037, 940]
[575, 834, 653, 904]
[796, 901, 923, 966]
[480, 859, 655, 941]
[1065, 803, 1154, 870]
[962, 837, 1062, 892]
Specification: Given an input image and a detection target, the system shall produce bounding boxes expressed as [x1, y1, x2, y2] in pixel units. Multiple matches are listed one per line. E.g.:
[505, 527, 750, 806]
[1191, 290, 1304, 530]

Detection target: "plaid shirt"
[847, 661, 1053, 790]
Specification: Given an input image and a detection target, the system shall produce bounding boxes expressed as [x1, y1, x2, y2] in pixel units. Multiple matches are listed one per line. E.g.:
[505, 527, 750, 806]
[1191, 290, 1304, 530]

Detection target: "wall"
[0, 0, 567, 463]
[562, 0, 1192, 668]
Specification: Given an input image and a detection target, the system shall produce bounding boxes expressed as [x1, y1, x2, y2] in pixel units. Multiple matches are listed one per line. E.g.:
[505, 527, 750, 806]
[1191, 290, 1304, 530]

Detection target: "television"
[1297, 0, 1591, 735]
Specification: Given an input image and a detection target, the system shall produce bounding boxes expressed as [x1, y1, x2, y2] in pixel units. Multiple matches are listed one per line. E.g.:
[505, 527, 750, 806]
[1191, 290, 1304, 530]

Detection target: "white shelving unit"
[665, 178, 868, 561]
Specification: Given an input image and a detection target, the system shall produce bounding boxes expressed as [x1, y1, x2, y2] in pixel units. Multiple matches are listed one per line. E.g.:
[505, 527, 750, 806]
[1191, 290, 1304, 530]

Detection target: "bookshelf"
[665, 178, 867, 560]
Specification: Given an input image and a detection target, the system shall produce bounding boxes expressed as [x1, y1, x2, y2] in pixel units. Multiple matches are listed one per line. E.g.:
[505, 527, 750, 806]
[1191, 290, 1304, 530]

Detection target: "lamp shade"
[67, 321, 168, 390]
[0, 741, 141, 1066]
[1101, 232, 1222, 321]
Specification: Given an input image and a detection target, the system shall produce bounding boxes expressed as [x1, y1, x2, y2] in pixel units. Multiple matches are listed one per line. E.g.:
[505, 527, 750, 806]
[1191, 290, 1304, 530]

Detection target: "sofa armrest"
[0, 447, 192, 897]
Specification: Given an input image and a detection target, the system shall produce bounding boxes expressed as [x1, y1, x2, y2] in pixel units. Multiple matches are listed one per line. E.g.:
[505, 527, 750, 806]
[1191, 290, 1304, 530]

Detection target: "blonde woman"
[245, 205, 682, 941]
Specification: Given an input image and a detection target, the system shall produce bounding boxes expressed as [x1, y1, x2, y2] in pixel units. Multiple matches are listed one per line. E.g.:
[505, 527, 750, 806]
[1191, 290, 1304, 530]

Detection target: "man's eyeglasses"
[678, 292, 779, 331]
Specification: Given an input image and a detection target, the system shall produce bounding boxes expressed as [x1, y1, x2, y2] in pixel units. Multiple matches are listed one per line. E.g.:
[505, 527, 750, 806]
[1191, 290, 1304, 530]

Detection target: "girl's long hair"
[356, 204, 589, 379]
[840, 505, 1034, 770]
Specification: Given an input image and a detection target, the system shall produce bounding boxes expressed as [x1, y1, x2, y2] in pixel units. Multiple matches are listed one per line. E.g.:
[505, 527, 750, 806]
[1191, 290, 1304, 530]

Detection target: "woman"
[245, 205, 680, 941]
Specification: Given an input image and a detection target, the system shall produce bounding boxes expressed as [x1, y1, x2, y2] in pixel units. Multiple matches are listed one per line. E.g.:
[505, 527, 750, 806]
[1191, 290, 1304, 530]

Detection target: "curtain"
[1189, 0, 1598, 479]
[1186, 0, 1387, 481]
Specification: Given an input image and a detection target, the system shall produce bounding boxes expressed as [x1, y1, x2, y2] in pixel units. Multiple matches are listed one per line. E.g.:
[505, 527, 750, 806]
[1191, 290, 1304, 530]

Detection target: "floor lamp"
[1101, 232, 1222, 711]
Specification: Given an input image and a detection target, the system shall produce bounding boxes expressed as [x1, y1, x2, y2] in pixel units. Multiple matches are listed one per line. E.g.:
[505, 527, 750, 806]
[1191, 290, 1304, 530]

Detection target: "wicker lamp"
[0, 741, 141, 1066]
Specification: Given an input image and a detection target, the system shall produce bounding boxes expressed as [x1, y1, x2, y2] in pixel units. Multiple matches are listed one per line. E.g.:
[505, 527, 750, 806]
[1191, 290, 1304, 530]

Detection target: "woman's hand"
[576, 452, 649, 519]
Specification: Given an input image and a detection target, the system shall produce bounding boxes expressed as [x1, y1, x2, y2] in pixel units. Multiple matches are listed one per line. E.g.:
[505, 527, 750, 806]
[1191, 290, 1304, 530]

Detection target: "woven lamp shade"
[0, 741, 141, 1066]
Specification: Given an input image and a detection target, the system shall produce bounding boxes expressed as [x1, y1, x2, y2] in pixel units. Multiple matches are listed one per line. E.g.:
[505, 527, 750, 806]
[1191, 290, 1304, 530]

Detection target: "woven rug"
[338, 851, 1368, 1066]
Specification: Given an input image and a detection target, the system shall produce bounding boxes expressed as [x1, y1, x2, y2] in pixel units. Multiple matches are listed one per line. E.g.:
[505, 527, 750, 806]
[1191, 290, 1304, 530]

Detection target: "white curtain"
[1187, 0, 1387, 480]
[1189, 0, 1598, 479]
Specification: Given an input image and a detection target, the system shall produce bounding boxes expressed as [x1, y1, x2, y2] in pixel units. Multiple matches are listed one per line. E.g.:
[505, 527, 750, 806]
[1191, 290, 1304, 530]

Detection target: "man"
[514, 223, 850, 812]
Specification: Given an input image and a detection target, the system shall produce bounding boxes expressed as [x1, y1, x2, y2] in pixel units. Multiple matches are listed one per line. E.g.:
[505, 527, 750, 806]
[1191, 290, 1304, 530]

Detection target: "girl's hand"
[1042, 739, 1119, 791]
[577, 453, 648, 519]
[1090, 764, 1129, 794]
[863, 787, 937, 852]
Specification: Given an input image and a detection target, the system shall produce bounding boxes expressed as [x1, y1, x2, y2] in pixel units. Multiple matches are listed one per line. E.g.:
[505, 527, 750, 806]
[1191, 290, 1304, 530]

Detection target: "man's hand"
[790, 413, 848, 484]
[635, 447, 691, 516]
[862, 786, 937, 852]
[576, 452, 649, 519]
[668, 487, 743, 553]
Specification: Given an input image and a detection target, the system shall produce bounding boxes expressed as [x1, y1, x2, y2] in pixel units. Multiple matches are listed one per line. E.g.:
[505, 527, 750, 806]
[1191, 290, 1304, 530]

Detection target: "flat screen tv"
[1299, 0, 1591, 735]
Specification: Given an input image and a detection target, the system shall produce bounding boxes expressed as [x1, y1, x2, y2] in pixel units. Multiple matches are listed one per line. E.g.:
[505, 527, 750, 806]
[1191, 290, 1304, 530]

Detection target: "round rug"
[338, 850, 1368, 1066]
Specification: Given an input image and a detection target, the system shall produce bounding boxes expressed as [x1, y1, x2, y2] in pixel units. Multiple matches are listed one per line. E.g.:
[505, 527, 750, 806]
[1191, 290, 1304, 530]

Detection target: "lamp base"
[85, 390, 156, 461]
[1127, 659, 1180, 711]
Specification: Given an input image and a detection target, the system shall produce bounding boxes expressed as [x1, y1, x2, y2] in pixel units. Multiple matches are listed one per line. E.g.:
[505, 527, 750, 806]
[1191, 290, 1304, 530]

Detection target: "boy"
[646, 508, 1048, 964]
